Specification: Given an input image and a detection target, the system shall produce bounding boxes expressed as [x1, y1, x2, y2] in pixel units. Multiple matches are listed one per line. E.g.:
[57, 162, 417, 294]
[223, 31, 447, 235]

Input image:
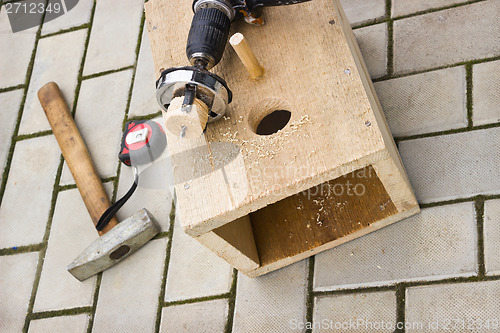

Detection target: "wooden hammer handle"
[38, 82, 118, 236]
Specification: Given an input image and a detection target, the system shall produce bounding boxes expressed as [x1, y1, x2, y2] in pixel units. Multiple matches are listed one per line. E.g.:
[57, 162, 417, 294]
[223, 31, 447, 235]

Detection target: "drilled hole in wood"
[255, 110, 291, 135]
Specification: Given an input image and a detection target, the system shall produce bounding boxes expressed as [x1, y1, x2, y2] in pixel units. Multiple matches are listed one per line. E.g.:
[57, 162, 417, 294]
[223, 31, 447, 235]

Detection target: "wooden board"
[145, 0, 420, 277]
[146, 0, 391, 235]
[250, 166, 397, 266]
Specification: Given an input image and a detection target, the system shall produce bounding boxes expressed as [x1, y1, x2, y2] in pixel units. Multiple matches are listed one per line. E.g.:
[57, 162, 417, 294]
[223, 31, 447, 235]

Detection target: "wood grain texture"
[196, 215, 260, 273]
[38, 82, 118, 235]
[164, 97, 209, 139]
[250, 166, 396, 266]
[145, 0, 419, 277]
[146, 0, 391, 235]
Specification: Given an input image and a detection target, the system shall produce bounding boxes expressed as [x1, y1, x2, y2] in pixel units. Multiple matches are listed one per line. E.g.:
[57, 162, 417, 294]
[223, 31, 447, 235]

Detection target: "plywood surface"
[250, 166, 397, 266]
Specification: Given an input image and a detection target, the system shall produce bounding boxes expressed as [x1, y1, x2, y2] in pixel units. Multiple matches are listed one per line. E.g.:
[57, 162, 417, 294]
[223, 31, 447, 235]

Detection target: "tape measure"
[119, 120, 167, 166]
[96, 120, 167, 232]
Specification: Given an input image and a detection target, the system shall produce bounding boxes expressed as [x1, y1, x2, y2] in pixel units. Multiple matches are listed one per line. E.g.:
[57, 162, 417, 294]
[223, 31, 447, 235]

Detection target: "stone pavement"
[0, 0, 498, 332]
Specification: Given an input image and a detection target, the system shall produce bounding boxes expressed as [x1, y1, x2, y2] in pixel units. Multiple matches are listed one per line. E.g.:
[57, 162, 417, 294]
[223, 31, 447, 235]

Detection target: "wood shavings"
[218, 114, 313, 162]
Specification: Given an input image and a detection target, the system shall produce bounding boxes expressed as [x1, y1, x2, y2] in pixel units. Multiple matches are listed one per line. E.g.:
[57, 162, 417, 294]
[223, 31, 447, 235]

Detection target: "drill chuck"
[186, 7, 231, 70]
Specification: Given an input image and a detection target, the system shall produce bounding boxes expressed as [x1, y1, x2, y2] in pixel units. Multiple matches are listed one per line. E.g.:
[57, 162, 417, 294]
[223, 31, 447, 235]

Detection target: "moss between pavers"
[71, 1, 96, 117]
[224, 269, 238, 333]
[0, 84, 24, 93]
[86, 273, 103, 333]
[29, 306, 92, 320]
[395, 284, 406, 333]
[353, 0, 487, 30]
[0, 13, 43, 208]
[392, 0, 487, 21]
[81, 65, 135, 81]
[305, 257, 315, 333]
[125, 111, 163, 125]
[476, 197, 486, 277]
[165, 293, 231, 308]
[154, 200, 176, 333]
[466, 63, 474, 128]
[15, 130, 53, 142]
[396, 122, 500, 142]
[0, 0, 496, 331]
[0, 243, 43, 256]
[40, 24, 89, 40]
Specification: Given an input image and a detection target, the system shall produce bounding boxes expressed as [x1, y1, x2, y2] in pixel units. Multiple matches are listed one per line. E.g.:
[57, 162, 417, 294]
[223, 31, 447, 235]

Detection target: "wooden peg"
[163, 97, 209, 139]
[230, 33, 264, 79]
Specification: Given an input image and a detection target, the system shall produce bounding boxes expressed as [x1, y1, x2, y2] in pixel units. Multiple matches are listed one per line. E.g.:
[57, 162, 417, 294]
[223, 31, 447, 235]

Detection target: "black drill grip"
[186, 7, 231, 68]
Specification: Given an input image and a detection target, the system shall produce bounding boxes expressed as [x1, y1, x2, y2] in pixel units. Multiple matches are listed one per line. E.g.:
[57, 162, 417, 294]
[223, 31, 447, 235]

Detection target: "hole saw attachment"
[156, 0, 310, 138]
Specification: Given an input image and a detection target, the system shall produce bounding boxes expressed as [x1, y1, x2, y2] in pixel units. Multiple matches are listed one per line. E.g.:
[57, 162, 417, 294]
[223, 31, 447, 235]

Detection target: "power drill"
[156, 0, 310, 138]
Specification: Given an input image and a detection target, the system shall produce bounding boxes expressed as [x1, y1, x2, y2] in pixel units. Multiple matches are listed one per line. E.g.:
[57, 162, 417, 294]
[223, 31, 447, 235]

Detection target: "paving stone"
[340, 0, 386, 26]
[165, 215, 233, 302]
[472, 60, 500, 126]
[353, 23, 387, 79]
[484, 199, 500, 275]
[392, 0, 467, 17]
[28, 314, 89, 333]
[93, 238, 167, 332]
[375, 66, 467, 137]
[116, 119, 173, 232]
[0, 253, 39, 333]
[0, 89, 23, 172]
[0, 9, 37, 88]
[160, 299, 228, 333]
[33, 186, 113, 312]
[128, 29, 161, 118]
[19, 29, 87, 135]
[59, 70, 133, 185]
[314, 203, 476, 291]
[83, 0, 143, 75]
[42, 0, 94, 35]
[0, 135, 60, 249]
[405, 280, 500, 332]
[312, 291, 396, 333]
[393, 1, 500, 75]
[233, 260, 308, 333]
[399, 127, 500, 203]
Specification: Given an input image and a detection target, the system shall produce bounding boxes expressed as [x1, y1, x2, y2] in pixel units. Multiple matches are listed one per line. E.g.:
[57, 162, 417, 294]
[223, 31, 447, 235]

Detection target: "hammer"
[38, 82, 160, 281]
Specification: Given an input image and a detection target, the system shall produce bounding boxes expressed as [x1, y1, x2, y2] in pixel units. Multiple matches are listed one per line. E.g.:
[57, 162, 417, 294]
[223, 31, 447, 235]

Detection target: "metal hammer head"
[67, 209, 160, 281]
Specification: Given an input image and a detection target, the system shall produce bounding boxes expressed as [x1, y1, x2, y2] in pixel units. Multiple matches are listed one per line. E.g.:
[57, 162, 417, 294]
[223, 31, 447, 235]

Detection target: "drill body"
[187, 0, 310, 70]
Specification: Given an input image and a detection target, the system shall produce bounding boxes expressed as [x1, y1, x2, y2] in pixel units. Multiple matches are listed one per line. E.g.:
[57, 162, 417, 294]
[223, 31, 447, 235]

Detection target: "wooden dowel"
[163, 97, 209, 139]
[230, 33, 264, 79]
